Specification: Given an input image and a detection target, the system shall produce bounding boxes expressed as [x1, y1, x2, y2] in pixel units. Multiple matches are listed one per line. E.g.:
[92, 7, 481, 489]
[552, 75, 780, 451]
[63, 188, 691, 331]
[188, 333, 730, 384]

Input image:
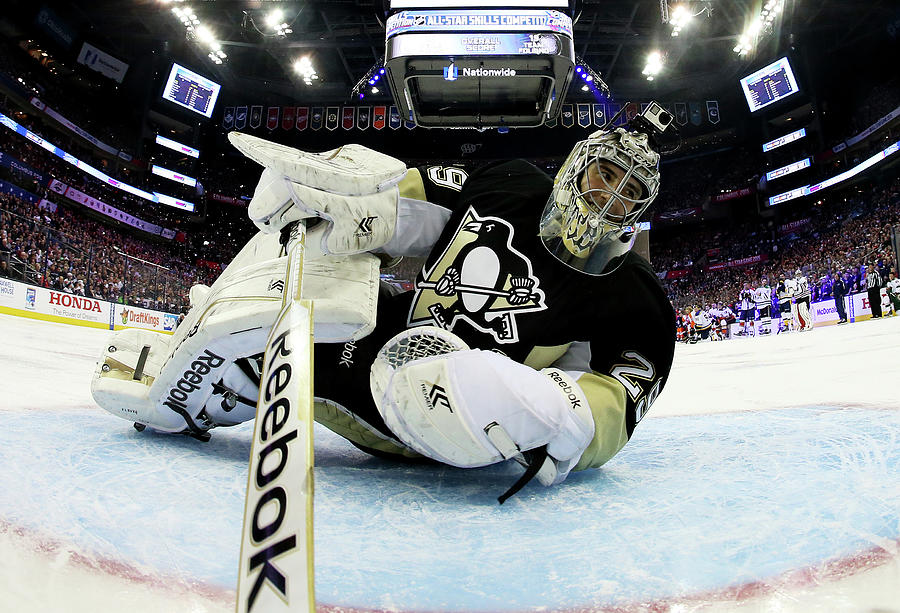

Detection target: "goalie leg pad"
[371, 328, 594, 473]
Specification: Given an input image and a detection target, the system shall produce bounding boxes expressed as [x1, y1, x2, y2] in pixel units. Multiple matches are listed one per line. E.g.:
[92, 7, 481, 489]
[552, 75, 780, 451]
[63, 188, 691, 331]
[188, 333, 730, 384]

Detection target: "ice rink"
[0, 311, 898, 613]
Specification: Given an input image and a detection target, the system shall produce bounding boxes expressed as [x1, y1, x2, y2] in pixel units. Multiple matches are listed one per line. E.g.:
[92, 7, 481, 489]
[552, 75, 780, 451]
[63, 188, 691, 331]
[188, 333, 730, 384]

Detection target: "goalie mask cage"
[383, 1, 577, 129]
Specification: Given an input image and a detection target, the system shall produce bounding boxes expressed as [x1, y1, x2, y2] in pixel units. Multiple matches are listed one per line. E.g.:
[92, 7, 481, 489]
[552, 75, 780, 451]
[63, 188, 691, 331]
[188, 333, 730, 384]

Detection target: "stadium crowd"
[1, 35, 897, 325]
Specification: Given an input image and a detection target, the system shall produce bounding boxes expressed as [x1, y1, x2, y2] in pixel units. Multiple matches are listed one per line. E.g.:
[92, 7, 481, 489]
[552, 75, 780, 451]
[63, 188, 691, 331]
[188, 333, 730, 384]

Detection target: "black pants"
[834, 295, 846, 321]
[868, 287, 882, 318]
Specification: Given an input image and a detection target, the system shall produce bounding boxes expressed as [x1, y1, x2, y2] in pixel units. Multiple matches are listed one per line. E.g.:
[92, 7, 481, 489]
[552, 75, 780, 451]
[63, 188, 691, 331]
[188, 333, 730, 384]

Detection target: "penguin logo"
[408, 207, 546, 344]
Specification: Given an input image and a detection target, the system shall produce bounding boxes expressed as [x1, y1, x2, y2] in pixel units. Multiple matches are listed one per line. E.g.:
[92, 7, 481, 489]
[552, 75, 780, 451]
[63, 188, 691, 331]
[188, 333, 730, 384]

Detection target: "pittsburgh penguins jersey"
[313, 159, 676, 473]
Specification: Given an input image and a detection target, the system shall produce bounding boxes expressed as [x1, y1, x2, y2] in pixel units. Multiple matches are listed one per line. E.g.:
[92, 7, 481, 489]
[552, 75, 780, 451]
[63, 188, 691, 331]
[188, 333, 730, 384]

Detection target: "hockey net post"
[237, 221, 315, 613]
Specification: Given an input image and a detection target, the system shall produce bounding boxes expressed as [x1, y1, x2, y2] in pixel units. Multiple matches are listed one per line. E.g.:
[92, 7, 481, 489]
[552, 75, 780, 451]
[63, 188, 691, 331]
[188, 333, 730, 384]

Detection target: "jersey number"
[610, 351, 662, 425]
[427, 166, 468, 191]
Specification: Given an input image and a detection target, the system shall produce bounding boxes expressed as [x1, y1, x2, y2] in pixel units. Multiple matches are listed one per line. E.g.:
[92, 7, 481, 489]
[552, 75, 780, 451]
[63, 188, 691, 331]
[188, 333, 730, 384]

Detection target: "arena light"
[734, 0, 783, 56]
[669, 5, 691, 36]
[643, 51, 663, 80]
[265, 9, 283, 28]
[171, 6, 227, 65]
[294, 56, 318, 85]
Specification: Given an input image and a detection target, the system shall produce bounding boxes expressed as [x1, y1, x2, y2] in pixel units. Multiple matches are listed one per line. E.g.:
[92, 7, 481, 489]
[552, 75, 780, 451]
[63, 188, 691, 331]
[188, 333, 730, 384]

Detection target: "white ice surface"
[0, 313, 898, 613]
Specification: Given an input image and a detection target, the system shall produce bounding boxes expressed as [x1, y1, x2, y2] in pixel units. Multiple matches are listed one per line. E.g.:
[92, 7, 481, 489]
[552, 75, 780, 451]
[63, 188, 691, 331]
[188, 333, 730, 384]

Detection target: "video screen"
[739, 56, 800, 113]
[161, 63, 221, 119]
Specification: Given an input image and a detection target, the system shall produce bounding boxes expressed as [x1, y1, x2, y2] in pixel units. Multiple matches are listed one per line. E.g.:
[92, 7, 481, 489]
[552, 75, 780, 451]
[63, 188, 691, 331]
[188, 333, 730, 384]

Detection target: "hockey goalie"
[92, 108, 676, 498]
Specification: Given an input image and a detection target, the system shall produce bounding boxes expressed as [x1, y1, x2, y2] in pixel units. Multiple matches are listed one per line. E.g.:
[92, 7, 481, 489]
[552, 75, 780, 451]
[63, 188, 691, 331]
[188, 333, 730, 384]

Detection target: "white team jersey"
[783, 278, 798, 300]
[739, 289, 755, 311]
[753, 286, 772, 308]
[794, 276, 810, 299]
[888, 278, 900, 294]
[692, 309, 712, 328]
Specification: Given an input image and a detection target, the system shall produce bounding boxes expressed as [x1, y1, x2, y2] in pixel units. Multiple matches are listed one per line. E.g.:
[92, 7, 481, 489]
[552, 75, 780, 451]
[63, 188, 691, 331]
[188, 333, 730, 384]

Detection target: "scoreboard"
[161, 63, 222, 119]
[739, 56, 800, 113]
[383, 4, 576, 128]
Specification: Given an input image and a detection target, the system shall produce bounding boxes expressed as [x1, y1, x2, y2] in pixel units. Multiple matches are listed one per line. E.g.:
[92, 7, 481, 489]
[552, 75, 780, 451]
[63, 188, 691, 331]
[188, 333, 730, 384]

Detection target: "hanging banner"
[296, 107, 309, 131]
[310, 107, 324, 131]
[560, 104, 574, 127]
[325, 106, 340, 131]
[235, 106, 248, 129]
[607, 102, 624, 126]
[341, 106, 355, 130]
[389, 106, 401, 129]
[625, 102, 638, 122]
[222, 107, 235, 129]
[707, 100, 720, 124]
[249, 105, 263, 129]
[282, 106, 296, 131]
[689, 102, 702, 126]
[577, 103, 592, 128]
[592, 103, 606, 127]
[405, 118, 416, 130]
[373, 106, 387, 130]
[266, 107, 280, 130]
[674, 102, 688, 126]
[356, 106, 371, 130]
[545, 116, 557, 128]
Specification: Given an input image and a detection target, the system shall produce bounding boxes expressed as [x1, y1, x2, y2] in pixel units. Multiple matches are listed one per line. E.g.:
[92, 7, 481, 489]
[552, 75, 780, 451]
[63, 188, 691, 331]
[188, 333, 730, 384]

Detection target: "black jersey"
[313, 160, 675, 470]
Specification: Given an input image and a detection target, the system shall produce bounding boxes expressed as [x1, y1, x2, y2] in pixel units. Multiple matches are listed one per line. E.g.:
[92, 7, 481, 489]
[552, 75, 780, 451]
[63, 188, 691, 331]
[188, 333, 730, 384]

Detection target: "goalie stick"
[236, 221, 315, 613]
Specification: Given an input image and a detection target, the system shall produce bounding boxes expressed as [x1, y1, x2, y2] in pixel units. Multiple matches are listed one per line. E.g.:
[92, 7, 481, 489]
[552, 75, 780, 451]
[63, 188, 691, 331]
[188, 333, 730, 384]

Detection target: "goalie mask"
[539, 127, 660, 275]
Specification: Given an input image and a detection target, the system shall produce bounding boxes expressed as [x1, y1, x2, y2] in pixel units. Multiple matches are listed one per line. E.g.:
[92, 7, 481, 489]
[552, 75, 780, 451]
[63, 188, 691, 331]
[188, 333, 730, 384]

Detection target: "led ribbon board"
[768, 140, 899, 206]
[151, 164, 198, 187]
[155, 134, 200, 158]
[762, 128, 806, 152]
[0, 112, 194, 212]
[766, 157, 811, 181]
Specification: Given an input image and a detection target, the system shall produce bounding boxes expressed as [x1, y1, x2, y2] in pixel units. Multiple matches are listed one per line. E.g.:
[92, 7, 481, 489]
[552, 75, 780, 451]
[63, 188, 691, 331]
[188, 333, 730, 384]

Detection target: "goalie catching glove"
[228, 131, 407, 255]
[370, 327, 595, 494]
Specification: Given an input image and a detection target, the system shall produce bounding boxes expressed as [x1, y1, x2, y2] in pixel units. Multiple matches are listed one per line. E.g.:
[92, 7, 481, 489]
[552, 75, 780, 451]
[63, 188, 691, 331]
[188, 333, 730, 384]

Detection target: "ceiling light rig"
[642, 51, 664, 81]
[734, 0, 784, 56]
[171, 6, 227, 64]
[573, 55, 610, 98]
[293, 56, 319, 86]
[351, 58, 387, 100]
[244, 8, 303, 39]
[664, 1, 712, 36]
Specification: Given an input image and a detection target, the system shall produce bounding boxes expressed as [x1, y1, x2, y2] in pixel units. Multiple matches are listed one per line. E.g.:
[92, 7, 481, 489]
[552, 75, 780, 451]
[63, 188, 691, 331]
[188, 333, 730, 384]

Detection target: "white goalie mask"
[539, 127, 661, 275]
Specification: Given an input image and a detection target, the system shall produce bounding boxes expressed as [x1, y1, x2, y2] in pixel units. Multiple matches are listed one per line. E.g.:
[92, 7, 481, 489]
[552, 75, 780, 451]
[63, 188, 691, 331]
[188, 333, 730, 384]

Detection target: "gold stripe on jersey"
[398, 167, 427, 201]
[571, 372, 630, 471]
[523, 343, 573, 369]
[314, 399, 422, 460]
